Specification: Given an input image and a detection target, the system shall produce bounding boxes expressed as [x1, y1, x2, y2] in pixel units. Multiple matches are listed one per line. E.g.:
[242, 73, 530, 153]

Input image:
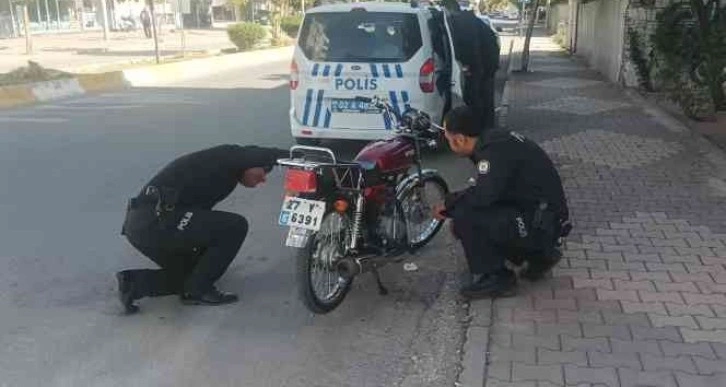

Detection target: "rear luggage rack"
[277, 145, 365, 191]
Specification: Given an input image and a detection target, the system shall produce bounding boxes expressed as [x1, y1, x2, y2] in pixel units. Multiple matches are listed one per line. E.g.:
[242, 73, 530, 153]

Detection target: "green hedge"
[227, 22, 267, 51]
[281, 15, 303, 38]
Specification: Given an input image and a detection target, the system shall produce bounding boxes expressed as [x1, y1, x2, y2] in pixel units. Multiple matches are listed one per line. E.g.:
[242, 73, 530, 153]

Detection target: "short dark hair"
[444, 106, 483, 137]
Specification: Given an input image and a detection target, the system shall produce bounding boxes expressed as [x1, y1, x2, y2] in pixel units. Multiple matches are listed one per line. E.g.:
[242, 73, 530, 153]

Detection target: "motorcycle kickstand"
[371, 266, 389, 296]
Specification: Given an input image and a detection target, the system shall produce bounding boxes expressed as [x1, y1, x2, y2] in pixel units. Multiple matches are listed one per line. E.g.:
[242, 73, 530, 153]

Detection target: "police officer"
[441, 0, 500, 129]
[434, 106, 571, 299]
[116, 144, 288, 314]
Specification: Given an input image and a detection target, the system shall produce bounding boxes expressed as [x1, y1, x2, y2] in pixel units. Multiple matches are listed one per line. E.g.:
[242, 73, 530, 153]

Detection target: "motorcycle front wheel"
[399, 173, 449, 250]
[296, 211, 353, 314]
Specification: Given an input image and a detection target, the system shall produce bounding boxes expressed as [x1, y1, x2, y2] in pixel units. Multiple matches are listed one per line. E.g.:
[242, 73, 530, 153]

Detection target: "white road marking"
[0, 117, 68, 123]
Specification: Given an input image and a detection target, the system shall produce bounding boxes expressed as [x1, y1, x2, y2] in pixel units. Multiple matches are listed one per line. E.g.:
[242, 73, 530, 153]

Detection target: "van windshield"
[298, 11, 423, 63]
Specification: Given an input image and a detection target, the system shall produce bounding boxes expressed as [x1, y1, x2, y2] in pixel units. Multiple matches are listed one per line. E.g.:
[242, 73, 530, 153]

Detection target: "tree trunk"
[520, 0, 541, 72]
[23, 4, 32, 54]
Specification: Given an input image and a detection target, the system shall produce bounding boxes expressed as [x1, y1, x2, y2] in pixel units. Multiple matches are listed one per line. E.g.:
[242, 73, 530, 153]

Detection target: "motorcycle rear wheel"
[296, 211, 353, 314]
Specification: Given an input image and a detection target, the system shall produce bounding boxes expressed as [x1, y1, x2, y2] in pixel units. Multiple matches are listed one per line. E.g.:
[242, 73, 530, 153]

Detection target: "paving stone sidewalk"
[464, 35, 726, 387]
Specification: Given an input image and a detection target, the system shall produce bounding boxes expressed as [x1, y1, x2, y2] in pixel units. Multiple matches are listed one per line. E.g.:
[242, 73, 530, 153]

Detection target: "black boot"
[460, 270, 517, 299]
[180, 287, 239, 306]
[521, 248, 563, 282]
[116, 271, 140, 315]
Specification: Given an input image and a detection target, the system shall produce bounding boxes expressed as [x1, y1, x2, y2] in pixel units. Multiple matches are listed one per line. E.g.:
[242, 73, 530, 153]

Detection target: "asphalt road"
[0, 58, 500, 386]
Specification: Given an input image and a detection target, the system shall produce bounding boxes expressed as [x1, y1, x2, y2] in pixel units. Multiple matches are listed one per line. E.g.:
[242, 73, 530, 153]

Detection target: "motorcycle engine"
[373, 200, 408, 251]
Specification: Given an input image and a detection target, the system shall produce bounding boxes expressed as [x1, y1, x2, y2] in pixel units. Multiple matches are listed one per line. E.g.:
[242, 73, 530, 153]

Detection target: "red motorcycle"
[276, 96, 450, 314]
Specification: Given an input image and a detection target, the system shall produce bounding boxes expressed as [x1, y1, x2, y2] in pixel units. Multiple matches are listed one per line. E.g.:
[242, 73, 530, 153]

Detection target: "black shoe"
[116, 271, 140, 315]
[180, 287, 239, 306]
[460, 271, 517, 300]
[521, 249, 563, 282]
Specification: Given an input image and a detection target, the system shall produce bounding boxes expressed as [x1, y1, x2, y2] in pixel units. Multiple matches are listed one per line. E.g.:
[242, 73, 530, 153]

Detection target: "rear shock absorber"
[349, 193, 365, 251]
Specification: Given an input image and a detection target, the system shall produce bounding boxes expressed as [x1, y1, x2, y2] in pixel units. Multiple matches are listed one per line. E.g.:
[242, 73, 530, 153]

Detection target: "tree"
[520, 0, 541, 71]
[12, 0, 33, 55]
[269, 0, 291, 43]
[230, 0, 248, 20]
[651, 0, 726, 115]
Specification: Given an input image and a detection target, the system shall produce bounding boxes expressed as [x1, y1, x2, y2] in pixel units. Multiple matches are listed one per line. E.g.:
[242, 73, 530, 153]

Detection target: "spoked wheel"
[296, 211, 353, 314]
[399, 174, 449, 250]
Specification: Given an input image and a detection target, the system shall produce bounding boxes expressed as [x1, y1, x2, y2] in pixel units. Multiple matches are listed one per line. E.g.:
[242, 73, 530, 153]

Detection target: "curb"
[457, 299, 493, 387]
[0, 76, 126, 109]
[497, 38, 517, 130]
[0, 45, 294, 109]
[122, 46, 294, 87]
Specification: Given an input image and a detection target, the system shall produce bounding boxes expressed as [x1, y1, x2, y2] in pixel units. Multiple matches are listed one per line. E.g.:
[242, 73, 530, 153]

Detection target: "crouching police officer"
[435, 106, 571, 299]
[116, 144, 288, 314]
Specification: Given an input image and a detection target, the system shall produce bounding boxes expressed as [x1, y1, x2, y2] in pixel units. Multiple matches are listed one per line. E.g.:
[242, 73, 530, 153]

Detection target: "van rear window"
[298, 12, 423, 63]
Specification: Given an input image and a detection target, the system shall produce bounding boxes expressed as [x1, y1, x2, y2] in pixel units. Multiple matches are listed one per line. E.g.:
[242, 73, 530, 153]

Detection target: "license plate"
[285, 227, 312, 248]
[330, 99, 381, 114]
[279, 196, 326, 231]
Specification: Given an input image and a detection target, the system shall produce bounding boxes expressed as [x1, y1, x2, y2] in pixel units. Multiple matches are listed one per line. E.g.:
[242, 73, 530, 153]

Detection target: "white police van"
[289, 1, 465, 143]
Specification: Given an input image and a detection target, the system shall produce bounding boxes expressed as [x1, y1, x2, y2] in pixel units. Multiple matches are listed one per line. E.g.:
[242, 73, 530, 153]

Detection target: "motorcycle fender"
[395, 169, 441, 201]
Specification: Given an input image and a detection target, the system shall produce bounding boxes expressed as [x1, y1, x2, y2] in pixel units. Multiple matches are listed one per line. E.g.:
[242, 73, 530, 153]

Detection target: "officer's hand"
[433, 203, 447, 221]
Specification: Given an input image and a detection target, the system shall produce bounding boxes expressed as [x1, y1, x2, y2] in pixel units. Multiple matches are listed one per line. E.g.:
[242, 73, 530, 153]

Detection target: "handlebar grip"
[354, 96, 372, 103]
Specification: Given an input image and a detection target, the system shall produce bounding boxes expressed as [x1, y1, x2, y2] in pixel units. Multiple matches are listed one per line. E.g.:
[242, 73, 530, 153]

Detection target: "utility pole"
[100, 0, 110, 48]
[545, 0, 550, 30]
[8, 0, 17, 37]
[520, 0, 541, 72]
[54, 0, 60, 28]
[149, 0, 161, 64]
[23, 2, 32, 54]
[43, 0, 50, 27]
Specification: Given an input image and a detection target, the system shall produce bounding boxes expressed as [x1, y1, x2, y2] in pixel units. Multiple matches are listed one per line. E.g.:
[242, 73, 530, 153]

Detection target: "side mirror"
[496, 26, 503, 32]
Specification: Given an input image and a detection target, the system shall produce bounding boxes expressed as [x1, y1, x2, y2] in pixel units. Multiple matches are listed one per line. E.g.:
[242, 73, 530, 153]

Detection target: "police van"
[289, 1, 466, 143]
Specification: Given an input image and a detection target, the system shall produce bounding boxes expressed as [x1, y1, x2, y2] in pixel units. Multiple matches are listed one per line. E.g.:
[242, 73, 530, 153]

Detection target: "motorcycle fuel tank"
[354, 137, 415, 174]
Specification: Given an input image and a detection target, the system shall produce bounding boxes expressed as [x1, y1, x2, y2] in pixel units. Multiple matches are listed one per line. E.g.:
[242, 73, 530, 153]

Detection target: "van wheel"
[294, 138, 321, 146]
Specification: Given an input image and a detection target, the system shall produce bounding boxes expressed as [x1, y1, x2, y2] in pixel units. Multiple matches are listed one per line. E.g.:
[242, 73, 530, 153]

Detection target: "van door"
[441, 10, 464, 108]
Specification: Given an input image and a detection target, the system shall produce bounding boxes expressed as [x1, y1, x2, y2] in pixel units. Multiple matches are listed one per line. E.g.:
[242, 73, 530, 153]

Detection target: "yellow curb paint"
[77, 72, 129, 93]
[0, 84, 37, 108]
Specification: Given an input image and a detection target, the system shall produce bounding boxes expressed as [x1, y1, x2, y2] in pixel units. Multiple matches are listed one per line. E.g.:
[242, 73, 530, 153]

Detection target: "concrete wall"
[574, 0, 628, 84]
[547, 3, 571, 49]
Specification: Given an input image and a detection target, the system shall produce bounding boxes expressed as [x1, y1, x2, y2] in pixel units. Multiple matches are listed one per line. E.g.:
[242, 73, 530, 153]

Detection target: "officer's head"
[443, 106, 483, 156]
[239, 167, 269, 188]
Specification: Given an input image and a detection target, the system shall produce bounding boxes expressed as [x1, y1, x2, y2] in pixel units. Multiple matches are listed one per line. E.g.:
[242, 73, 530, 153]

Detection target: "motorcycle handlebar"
[354, 96, 440, 139]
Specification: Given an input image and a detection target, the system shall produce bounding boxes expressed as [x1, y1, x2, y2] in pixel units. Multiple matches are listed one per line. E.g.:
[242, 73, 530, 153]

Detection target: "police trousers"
[452, 206, 553, 276]
[121, 205, 248, 297]
[480, 76, 496, 129]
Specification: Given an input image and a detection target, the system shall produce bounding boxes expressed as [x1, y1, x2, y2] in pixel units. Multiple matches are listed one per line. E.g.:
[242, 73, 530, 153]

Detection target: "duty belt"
[128, 186, 179, 216]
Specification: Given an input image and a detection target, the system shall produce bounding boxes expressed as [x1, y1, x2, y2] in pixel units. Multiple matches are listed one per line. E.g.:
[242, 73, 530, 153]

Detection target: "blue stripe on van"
[395, 64, 403, 78]
[312, 90, 324, 127]
[312, 64, 320, 77]
[323, 108, 332, 128]
[383, 64, 391, 78]
[370, 64, 379, 78]
[334, 64, 343, 76]
[322, 65, 331, 77]
[383, 110, 392, 130]
[401, 91, 411, 109]
[302, 89, 313, 125]
[389, 91, 401, 119]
